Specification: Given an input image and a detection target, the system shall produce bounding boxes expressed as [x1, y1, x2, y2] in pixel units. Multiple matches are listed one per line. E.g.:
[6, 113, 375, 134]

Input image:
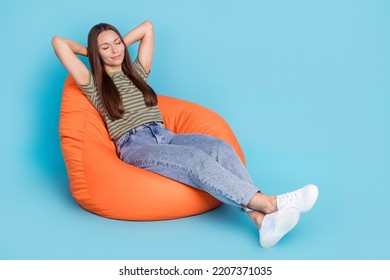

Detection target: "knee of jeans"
[212, 138, 236, 157]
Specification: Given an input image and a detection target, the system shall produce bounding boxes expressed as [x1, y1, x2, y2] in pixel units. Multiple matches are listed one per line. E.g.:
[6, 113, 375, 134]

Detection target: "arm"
[51, 36, 90, 85]
[123, 20, 154, 73]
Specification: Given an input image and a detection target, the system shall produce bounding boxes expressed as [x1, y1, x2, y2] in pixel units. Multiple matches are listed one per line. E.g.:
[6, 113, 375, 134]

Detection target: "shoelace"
[278, 191, 304, 209]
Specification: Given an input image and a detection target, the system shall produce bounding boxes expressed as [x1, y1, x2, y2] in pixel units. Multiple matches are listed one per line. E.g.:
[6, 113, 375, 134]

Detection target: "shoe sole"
[260, 207, 300, 248]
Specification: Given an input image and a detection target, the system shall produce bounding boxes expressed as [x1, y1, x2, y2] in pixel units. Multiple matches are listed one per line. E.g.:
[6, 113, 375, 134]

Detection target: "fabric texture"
[59, 75, 246, 220]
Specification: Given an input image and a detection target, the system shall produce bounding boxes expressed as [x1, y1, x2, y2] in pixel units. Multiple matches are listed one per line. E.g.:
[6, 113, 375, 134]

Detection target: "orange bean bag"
[59, 75, 246, 220]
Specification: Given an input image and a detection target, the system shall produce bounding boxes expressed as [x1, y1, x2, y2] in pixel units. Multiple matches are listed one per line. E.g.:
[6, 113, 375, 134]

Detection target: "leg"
[248, 184, 320, 215]
[246, 210, 265, 229]
[169, 133, 254, 184]
[117, 124, 317, 248]
[248, 193, 277, 214]
[168, 133, 319, 215]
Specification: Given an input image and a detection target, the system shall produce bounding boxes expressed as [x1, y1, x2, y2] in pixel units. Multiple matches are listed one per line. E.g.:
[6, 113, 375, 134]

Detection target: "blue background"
[1, 0, 389, 259]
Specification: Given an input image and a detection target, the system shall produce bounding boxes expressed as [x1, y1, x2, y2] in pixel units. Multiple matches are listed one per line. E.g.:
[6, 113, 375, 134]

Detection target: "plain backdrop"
[1, 0, 389, 259]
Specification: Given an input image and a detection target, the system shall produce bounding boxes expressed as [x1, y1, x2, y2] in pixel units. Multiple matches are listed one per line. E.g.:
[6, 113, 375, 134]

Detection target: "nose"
[112, 45, 118, 53]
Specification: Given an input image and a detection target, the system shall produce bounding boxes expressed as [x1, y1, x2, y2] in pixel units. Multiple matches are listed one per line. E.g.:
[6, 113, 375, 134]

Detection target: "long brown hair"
[87, 23, 158, 120]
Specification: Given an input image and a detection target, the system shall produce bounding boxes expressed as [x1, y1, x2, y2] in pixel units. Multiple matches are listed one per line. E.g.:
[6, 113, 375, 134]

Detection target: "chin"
[114, 59, 124, 66]
[108, 62, 123, 69]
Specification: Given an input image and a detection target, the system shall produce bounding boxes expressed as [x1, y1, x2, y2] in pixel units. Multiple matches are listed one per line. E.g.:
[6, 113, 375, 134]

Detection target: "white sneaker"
[276, 184, 319, 214]
[259, 206, 300, 248]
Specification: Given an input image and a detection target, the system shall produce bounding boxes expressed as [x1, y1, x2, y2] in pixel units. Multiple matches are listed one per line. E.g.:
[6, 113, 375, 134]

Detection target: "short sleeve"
[133, 57, 149, 81]
[77, 71, 97, 98]
[77, 71, 100, 109]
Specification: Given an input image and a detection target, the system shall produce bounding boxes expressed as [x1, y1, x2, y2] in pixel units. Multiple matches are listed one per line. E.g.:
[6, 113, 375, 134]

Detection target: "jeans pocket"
[116, 133, 134, 157]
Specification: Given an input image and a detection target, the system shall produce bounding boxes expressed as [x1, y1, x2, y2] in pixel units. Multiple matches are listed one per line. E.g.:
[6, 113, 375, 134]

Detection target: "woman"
[52, 20, 318, 248]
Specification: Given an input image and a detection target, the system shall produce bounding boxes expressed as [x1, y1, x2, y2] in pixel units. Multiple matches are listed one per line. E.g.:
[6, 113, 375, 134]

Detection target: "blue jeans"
[115, 122, 260, 209]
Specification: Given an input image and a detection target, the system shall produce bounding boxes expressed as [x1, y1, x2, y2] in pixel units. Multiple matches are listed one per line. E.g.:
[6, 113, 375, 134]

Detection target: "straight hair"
[87, 23, 157, 120]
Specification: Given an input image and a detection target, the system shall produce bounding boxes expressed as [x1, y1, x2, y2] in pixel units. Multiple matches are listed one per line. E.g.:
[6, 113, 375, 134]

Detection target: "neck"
[105, 65, 122, 73]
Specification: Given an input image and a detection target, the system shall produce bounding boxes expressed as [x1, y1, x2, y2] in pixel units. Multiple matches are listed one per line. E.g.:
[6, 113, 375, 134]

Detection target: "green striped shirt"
[78, 58, 163, 140]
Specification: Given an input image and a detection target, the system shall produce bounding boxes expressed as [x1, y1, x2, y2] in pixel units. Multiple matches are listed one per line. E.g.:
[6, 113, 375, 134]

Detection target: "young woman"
[52, 20, 319, 248]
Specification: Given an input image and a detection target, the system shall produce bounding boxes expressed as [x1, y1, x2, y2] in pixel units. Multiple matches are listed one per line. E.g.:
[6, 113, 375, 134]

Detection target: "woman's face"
[97, 30, 125, 72]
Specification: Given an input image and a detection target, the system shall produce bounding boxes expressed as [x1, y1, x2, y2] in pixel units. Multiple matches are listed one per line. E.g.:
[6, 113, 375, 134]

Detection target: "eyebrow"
[98, 37, 121, 48]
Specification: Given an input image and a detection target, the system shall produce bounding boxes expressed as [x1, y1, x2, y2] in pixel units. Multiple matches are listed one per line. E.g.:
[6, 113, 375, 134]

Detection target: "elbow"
[51, 35, 62, 47]
[144, 20, 154, 39]
[143, 20, 154, 31]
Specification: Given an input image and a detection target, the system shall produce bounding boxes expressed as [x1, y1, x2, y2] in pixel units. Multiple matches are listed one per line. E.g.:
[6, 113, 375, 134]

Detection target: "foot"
[276, 184, 319, 214]
[259, 206, 300, 248]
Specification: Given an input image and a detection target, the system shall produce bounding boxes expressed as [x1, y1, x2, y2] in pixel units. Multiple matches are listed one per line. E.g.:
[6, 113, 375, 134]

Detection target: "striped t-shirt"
[78, 58, 164, 140]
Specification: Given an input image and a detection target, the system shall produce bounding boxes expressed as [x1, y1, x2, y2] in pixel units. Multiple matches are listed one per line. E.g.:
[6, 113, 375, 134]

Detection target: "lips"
[112, 55, 122, 60]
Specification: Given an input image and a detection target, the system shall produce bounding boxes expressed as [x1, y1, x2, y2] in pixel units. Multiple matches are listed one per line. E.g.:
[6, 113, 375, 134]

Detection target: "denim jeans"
[115, 122, 260, 209]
